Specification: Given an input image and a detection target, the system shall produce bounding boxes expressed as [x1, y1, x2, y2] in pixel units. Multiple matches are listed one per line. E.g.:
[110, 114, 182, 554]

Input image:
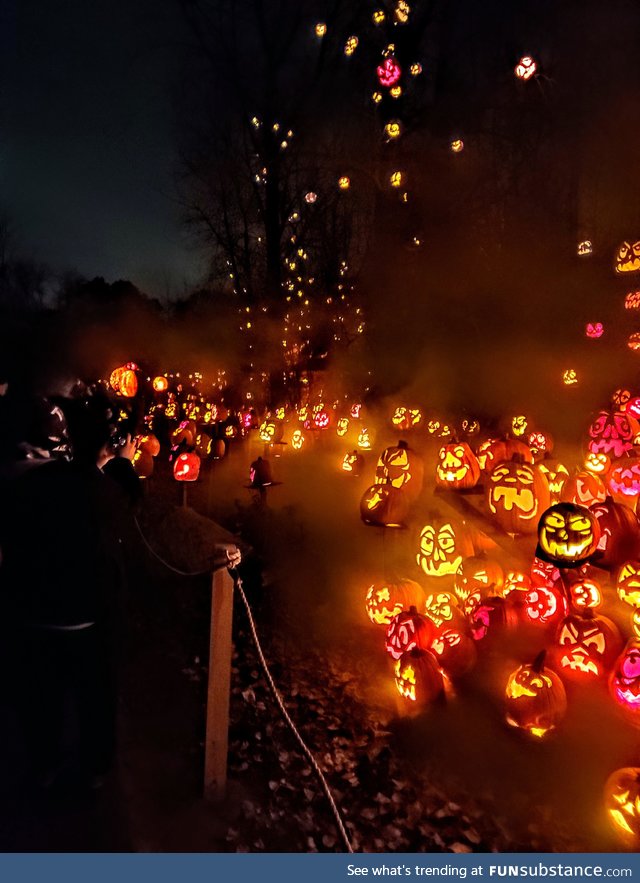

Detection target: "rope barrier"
[133, 515, 355, 853]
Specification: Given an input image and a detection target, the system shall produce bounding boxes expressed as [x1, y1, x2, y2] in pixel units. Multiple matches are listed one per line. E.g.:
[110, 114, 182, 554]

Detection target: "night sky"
[1, 0, 200, 297]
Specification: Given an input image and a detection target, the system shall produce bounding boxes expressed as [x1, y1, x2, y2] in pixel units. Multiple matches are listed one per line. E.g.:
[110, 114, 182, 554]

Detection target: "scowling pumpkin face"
[536, 458, 570, 503]
[554, 612, 623, 679]
[537, 503, 600, 567]
[615, 240, 640, 275]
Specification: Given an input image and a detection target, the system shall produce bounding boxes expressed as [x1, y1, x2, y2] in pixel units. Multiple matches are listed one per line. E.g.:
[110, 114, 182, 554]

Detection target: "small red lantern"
[585, 322, 604, 339]
[515, 55, 537, 80]
[173, 451, 201, 482]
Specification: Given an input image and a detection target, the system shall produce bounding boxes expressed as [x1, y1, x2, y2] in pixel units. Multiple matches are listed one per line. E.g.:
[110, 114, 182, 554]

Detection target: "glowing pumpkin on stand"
[552, 610, 623, 682]
[360, 485, 408, 527]
[394, 648, 444, 705]
[487, 457, 550, 535]
[536, 503, 600, 568]
[173, 452, 201, 482]
[365, 579, 425, 626]
[416, 517, 495, 578]
[604, 767, 640, 844]
[435, 442, 480, 490]
[504, 651, 567, 738]
[609, 640, 640, 726]
[385, 606, 435, 660]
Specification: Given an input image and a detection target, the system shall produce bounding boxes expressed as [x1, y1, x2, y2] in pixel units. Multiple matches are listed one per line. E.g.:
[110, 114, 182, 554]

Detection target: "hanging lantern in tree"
[615, 560, 640, 608]
[152, 375, 168, 393]
[416, 517, 494, 578]
[360, 484, 408, 528]
[577, 240, 593, 256]
[609, 639, 640, 725]
[504, 652, 567, 738]
[552, 610, 623, 682]
[377, 56, 402, 87]
[590, 496, 640, 570]
[109, 363, 138, 398]
[386, 606, 435, 660]
[487, 457, 550, 535]
[394, 649, 444, 704]
[365, 579, 425, 626]
[450, 139, 464, 154]
[173, 452, 201, 482]
[604, 767, 640, 844]
[435, 441, 480, 489]
[454, 555, 504, 602]
[615, 240, 640, 275]
[514, 55, 537, 80]
[585, 322, 604, 339]
[560, 470, 607, 508]
[537, 503, 600, 568]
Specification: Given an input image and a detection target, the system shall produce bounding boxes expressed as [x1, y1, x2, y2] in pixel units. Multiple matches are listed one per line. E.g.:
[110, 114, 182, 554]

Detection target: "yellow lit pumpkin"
[537, 503, 600, 568]
[615, 240, 640, 275]
[394, 649, 444, 705]
[109, 363, 138, 398]
[365, 579, 425, 626]
[360, 484, 408, 528]
[604, 767, 640, 844]
[504, 651, 567, 738]
[487, 457, 550, 535]
[435, 441, 480, 490]
[416, 517, 494, 578]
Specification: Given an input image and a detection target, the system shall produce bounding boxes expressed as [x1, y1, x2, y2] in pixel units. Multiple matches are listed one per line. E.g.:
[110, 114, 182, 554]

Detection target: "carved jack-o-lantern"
[454, 555, 504, 602]
[173, 451, 201, 482]
[569, 579, 603, 611]
[615, 560, 640, 608]
[416, 518, 493, 578]
[488, 458, 550, 535]
[377, 56, 402, 87]
[585, 322, 604, 339]
[133, 447, 154, 479]
[342, 450, 364, 475]
[502, 570, 532, 596]
[578, 240, 593, 256]
[537, 503, 600, 568]
[608, 456, 640, 500]
[152, 375, 168, 393]
[523, 584, 568, 627]
[527, 430, 553, 459]
[386, 606, 435, 660]
[590, 497, 640, 570]
[139, 434, 161, 458]
[515, 55, 537, 80]
[477, 438, 533, 474]
[360, 484, 408, 528]
[358, 428, 372, 450]
[466, 594, 520, 642]
[109, 363, 138, 398]
[375, 442, 424, 495]
[553, 611, 623, 681]
[291, 429, 305, 450]
[536, 457, 570, 504]
[510, 415, 528, 438]
[436, 442, 480, 489]
[604, 767, 640, 844]
[613, 389, 632, 411]
[430, 628, 477, 678]
[504, 651, 567, 738]
[336, 417, 350, 437]
[615, 240, 640, 275]
[365, 579, 425, 626]
[259, 420, 284, 444]
[588, 411, 636, 459]
[584, 451, 611, 477]
[609, 639, 640, 725]
[423, 591, 465, 630]
[391, 406, 422, 431]
[394, 649, 444, 704]
[560, 470, 607, 508]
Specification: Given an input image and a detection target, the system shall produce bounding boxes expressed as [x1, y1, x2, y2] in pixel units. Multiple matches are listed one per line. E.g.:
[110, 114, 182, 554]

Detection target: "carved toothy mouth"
[614, 686, 640, 706]
[561, 654, 599, 675]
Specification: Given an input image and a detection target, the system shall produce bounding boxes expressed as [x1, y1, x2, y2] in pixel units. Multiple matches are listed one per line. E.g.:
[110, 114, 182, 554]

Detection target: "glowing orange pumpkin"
[604, 767, 640, 844]
[365, 579, 425, 626]
[173, 452, 201, 482]
[110, 363, 138, 398]
[435, 442, 480, 490]
[552, 610, 623, 682]
[394, 649, 444, 704]
[487, 457, 550, 535]
[504, 651, 567, 738]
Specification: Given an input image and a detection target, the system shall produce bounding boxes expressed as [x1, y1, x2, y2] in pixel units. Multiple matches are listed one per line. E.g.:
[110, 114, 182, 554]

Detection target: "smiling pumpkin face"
[436, 442, 480, 489]
[504, 652, 567, 738]
[488, 459, 550, 535]
[615, 240, 640, 275]
[610, 640, 640, 721]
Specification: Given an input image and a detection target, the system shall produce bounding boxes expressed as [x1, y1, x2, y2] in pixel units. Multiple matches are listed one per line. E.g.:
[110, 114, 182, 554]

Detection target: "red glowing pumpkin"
[585, 322, 604, 339]
[588, 411, 636, 459]
[608, 456, 640, 502]
[609, 639, 640, 725]
[560, 470, 607, 508]
[385, 606, 435, 660]
[173, 451, 201, 482]
[589, 496, 640, 570]
[377, 56, 402, 87]
[552, 610, 623, 682]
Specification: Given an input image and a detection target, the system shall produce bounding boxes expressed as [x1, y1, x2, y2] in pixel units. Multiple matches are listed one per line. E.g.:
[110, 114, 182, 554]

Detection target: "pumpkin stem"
[532, 650, 547, 672]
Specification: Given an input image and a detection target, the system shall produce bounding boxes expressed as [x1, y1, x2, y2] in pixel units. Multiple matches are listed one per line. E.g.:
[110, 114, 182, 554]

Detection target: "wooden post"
[203, 546, 236, 801]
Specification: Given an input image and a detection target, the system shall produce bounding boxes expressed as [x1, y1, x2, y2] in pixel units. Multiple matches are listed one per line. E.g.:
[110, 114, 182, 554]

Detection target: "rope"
[133, 516, 355, 852]
[230, 566, 355, 854]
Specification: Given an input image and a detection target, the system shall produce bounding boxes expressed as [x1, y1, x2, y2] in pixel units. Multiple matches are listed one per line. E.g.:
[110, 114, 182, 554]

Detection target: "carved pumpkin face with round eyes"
[615, 240, 640, 275]
[524, 585, 567, 625]
[336, 417, 349, 437]
[584, 452, 611, 476]
[527, 430, 553, 458]
[537, 503, 600, 566]
[555, 612, 623, 679]
[589, 411, 635, 459]
[436, 442, 480, 489]
[569, 579, 602, 610]
[585, 322, 604, 339]
[604, 767, 640, 843]
[393, 650, 443, 704]
[488, 460, 550, 534]
[461, 418, 480, 437]
[291, 429, 305, 450]
[504, 653, 567, 738]
[616, 561, 640, 608]
[610, 640, 640, 715]
[502, 570, 532, 596]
